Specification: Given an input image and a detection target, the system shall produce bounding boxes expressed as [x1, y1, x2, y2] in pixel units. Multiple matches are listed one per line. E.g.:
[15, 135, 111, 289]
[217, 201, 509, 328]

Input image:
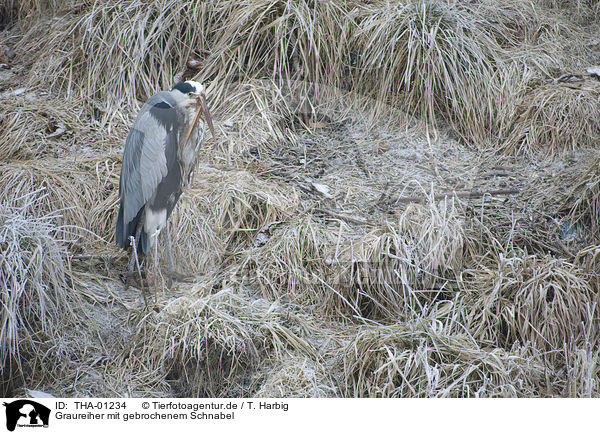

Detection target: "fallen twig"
[390, 188, 520, 204]
[313, 207, 372, 225]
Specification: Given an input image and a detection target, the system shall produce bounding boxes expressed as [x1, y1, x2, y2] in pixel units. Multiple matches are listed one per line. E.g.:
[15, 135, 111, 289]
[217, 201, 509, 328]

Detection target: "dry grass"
[207, 79, 346, 158]
[352, 0, 511, 143]
[0, 93, 127, 154]
[469, 193, 572, 260]
[0, 190, 75, 393]
[0, 97, 75, 161]
[338, 322, 545, 397]
[19, 0, 350, 123]
[165, 198, 225, 275]
[16, 0, 561, 147]
[0, 95, 123, 254]
[0, 0, 61, 26]
[574, 245, 600, 294]
[0, 156, 120, 250]
[240, 216, 335, 308]
[18, 0, 215, 121]
[125, 287, 317, 397]
[242, 197, 471, 320]
[501, 78, 600, 155]
[209, 81, 295, 158]
[561, 346, 600, 397]
[15, 0, 589, 149]
[254, 355, 337, 398]
[461, 0, 555, 46]
[204, 0, 351, 95]
[564, 157, 600, 239]
[202, 170, 299, 249]
[535, 0, 600, 22]
[465, 249, 600, 358]
[0, 97, 100, 160]
[333, 197, 470, 318]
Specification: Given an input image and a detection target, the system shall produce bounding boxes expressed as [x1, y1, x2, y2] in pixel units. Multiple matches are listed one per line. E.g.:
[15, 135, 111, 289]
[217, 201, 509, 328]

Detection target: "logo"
[3, 400, 50, 432]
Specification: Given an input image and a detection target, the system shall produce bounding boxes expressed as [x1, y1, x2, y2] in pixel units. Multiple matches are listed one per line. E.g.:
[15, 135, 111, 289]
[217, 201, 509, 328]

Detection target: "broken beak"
[198, 91, 215, 137]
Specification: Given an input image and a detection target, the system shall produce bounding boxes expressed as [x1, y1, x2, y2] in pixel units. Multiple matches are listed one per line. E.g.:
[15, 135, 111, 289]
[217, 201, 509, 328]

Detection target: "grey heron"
[115, 80, 214, 282]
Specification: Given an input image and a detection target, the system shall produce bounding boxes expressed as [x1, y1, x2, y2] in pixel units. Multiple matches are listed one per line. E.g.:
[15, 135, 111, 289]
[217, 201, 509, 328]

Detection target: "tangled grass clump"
[241, 216, 334, 307]
[466, 250, 600, 358]
[334, 198, 470, 318]
[0, 0, 60, 25]
[0, 191, 76, 392]
[564, 157, 600, 239]
[339, 322, 545, 397]
[353, 0, 511, 143]
[126, 288, 316, 397]
[0, 157, 120, 248]
[501, 78, 600, 155]
[203, 169, 300, 248]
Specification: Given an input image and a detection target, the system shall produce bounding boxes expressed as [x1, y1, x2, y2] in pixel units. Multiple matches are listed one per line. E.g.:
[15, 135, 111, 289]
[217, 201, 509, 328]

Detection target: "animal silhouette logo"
[3, 400, 50, 431]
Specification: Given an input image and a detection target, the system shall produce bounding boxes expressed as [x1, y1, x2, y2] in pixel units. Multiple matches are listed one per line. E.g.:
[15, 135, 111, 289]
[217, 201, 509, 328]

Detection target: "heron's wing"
[119, 94, 180, 226]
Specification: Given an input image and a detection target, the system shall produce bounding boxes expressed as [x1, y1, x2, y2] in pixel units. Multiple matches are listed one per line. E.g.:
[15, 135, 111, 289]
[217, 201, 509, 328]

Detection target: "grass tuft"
[0, 190, 74, 392]
[563, 158, 600, 240]
[127, 288, 316, 397]
[466, 250, 600, 358]
[339, 322, 545, 397]
[501, 78, 600, 155]
[334, 198, 470, 318]
[353, 0, 509, 143]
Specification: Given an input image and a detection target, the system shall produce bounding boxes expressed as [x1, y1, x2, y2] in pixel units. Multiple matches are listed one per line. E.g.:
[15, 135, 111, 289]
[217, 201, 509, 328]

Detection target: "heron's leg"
[128, 242, 136, 275]
[129, 224, 143, 274]
[128, 225, 149, 307]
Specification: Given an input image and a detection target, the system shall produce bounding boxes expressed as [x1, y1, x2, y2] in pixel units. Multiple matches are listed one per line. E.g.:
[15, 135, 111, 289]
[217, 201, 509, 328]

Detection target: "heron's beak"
[198, 91, 215, 137]
[182, 91, 216, 149]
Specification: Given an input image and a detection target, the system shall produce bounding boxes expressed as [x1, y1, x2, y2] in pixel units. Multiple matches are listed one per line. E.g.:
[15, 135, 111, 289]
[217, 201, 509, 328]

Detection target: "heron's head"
[172, 80, 205, 97]
[172, 80, 215, 137]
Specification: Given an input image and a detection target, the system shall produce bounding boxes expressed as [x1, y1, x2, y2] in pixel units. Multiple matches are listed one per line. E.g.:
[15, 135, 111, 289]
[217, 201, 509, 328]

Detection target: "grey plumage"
[115, 80, 213, 273]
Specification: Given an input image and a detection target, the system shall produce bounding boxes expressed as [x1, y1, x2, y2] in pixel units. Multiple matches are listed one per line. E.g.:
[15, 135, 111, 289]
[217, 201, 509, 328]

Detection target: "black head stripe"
[153, 101, 172, 109]
[172, 81, 196, 94]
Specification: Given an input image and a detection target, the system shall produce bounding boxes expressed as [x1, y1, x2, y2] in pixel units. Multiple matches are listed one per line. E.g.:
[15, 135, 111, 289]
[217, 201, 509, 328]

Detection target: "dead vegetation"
[566, 158, 600, 241]
[330, 198, 470, 318]
[0, 0, 61, 26]
[125, 287, 321, 397]
[1, 0, 600, 398]
[502, 77, 600, 155]
[353, 0, 511, 143]
[0, 190, 77, 394]
[466, 249, 599, 357]
[339, 322, 546, 397]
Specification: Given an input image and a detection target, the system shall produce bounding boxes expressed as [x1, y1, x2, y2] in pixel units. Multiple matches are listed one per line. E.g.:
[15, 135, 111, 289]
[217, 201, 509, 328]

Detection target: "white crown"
[185, 80, 204, 95]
